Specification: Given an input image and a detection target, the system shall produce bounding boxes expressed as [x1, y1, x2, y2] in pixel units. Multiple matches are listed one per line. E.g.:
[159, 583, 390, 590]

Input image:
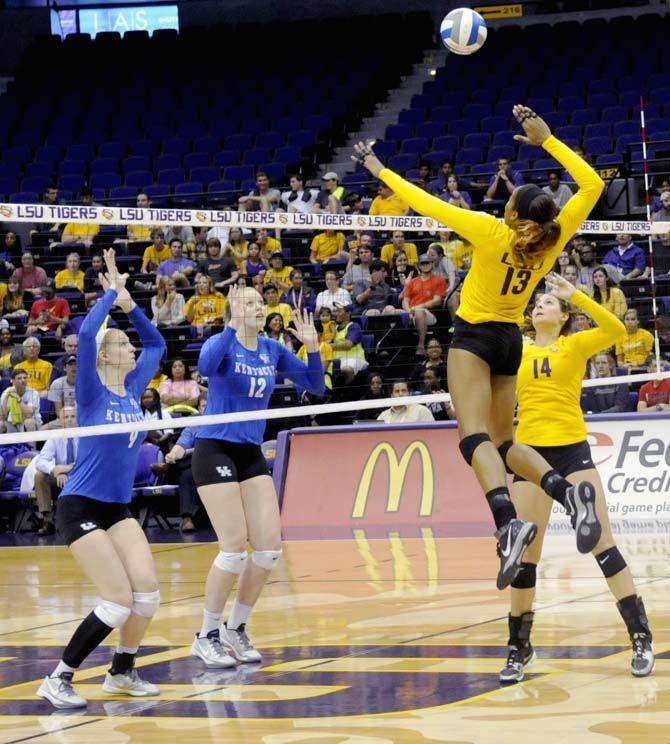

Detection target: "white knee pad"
[94, 600, 132, 629]
[214, 550, 248, 574]
[251, 549, 282, 570]
[131, 590, 161, 618]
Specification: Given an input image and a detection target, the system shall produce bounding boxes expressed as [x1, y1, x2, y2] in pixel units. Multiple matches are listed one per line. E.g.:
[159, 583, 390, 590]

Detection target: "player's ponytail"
[512, 186, 561, 262]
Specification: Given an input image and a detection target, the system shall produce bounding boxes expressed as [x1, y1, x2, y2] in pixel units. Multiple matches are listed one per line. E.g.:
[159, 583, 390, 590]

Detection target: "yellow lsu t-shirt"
[14, 358, 53, 393]
[142, 244, 171, 270]
[129, 225, 153, 241]
[62, 222, 100, 240]
[369, 193, 409, 216]
[264, 267, 293, 293]
[616, 328, 654, 366]
[380, 242, 418, 266]
[54, 269, 85, 292]
[310, 233, 345, 262]
[265, 302, 292, 328]
[185, 293, 227, 326]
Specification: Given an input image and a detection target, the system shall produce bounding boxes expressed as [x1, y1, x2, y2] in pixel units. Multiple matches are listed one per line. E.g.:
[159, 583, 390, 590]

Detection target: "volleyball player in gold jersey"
[499, 272, 654, 682]
[354, 106, 605, 589]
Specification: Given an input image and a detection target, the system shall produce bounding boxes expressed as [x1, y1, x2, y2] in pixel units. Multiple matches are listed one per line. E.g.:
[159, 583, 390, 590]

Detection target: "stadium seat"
[91, 158, 118, 174]
[190, 167, 218, 184]
[401, 138, 429, 155]
[10, 191, 38, 204]
[125, 170, 153, 187]
[98, 142, 125, 159]
[223, 165, 254, 182]
[123, 156, 151, 173]
[155, 154, 181, 171]
[173, 182, 202, 205]
[108, 186, 137, 206]
[157, 168, 186, 186]
[571, 109, 599, 126]
[389, 154, 418, 171]
[57, 175, 85, 191]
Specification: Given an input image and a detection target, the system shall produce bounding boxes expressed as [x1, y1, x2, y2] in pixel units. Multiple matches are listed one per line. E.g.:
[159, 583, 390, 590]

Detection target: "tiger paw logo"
[278, 213, 289, 225]
[425, 218, 435, 229]
[102, 209, 114, 221]
[195, 211, 208, 222]
[0, 206, 13, 218]
[357, 216, 367, 227]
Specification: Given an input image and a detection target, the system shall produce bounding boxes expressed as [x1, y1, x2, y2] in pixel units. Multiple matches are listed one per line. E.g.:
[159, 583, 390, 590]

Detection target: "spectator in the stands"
[314, 172, 345, 213]
[315, 271, 351, 312]
[26, 283, 70, 339]
[157, 238, 196, 288]
[0, 369, 41, 433]
[67, 295, 116, 336]
[616, 308, 654, 372]
[652, 178, 670, 212]
[330, 303, 369, 382]
[401, 254, 447, 355]
[484, 156, 524, 204]
[571, 311, 593, 333]
[389, 252, 417, 289]
[164, 225, 195, 247]
[342, 191, 364, 215]
[0, 328, 17, 373]
[250, 274, 265, 297]
[184, 275, 226, 333]
[83, 253, 104, 300]
[140, 228, 170, 274]
[140, 387, 173, 450]
[0, 231, 21, 265]
[51, 334, 78, 381]
[563, 262, 590, 293]
[345, 230, 374, 255]
[127, 192, 154, 242]
[542, 169, 573, 209]
[296, 333, 333, 392]
[241, 242, 268, 279]
[47, 355, 76, 416]
[280, 174, 318, 214]
[440, 174, 472, 209]
[255, 228, 282, 260]
[569, 235, 599, 288]
[590, 266, 628, 319]
[429, 158, 455, 194]
[377, 380, 434, 423]
[410, 337, 447, 388]
[11, 252, 47, 297]
[284, 268, 315, 312]
[381, 230, 418, 266]
[581, 352, 633, 414]
[238, 171, 281, 213]
[342, 239, 373, 291]
[197, 237, 239, 291]
[183, 226, 209, 263]
[310, 229, 348, 265]
[225, 227, 249, 269]
[159, 358, 200, 409]
[652, 191, 670, 222]
[317, 306, 336, 343]
[264, 312, 294, 351]
[412, 161, 432, 191]
[369, 181, 409, 216]
[656, 315, 670, 367]
[33, 405, 77, 533]
[357, 373, 386, 420]
[148, 364, 168, 392]
[428, 229, 461, 263]
[637, 375, 670, 413]
[554, 250, 571, 277]
[452, 239, 473, 271]
[602, 233, 647, 280]
[264, 252, 293, 295]
[262, 284, 292, 327]
[419, 368, 454, 421]
[426, 244, 458, 316]
[151, 277, 185, 327]
[14, 337, 52, 397]
[353, 259, 397, 316]
[163, 417, 202, 532]
[54, 252, 85, 292]
[60, 216, 99, 248]
[653, 231, 670, 275]
[2, 276, 27, 320]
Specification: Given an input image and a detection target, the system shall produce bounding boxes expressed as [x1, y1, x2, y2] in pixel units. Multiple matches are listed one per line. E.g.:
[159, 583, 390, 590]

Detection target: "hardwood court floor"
[0, 530, 668, 743]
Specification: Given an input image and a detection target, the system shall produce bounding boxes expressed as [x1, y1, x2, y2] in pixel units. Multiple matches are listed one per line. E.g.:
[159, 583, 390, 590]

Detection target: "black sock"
[540, 470, 570, 507]
[110, 652, 136, 676]
[62, 611, 115, 668]
[486, 487, 516, 530]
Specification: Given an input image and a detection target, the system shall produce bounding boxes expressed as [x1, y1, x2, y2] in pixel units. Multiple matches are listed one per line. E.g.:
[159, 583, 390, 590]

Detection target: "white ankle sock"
[52, 660, 76, 677]
[227, 601, 252, 630]
[116, 645, 138, 655]
[200, 608, 220, 637]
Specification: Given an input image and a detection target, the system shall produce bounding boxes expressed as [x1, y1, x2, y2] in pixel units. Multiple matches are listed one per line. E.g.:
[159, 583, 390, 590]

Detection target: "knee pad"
[595, 546, 627, 578]
[498, 440, 515, 475]
[459, 433, 491, 466]
[131, 590, 160, 618]
[214, 550, 248, 574]
[94, 600, 132, 629]
[251, 549, 282, 570]
[511, 562, 537, 589]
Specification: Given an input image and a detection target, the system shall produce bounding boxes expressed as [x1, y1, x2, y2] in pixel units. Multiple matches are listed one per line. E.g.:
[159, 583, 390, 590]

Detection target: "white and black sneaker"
[564, 481, 601, 553]
[37, 673, 87, 709]
[631, 633, 655, 677]
[220, 622, 262, 663]
[495, 519, 538, 590]
[499, 644, 536, 684]
[102, 669, 160, 697]
[191, 629, 237, 668]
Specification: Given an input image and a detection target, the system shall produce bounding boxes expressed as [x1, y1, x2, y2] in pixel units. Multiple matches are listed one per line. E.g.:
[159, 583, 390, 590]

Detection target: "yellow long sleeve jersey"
[379, 136, 604, 324]
[515, 292, 624, 447]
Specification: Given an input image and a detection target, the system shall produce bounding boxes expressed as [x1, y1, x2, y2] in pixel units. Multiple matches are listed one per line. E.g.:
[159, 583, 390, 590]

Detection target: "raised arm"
[75, 288, 117, 406]
[198, 325, 238, 377]
[279, 308, 325, 395]
[569, 291, 625, 358]
[125, 305, 167, 397]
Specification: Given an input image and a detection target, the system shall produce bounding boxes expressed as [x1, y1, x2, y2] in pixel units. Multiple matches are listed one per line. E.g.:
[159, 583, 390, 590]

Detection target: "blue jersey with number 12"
[197, 326, 325, 445]
[60, 290, 166, 504]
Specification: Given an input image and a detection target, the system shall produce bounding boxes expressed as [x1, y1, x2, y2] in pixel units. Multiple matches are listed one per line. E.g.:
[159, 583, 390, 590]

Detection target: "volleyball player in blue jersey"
[37, 250, 166, 709]
[191, 285, 324, 667]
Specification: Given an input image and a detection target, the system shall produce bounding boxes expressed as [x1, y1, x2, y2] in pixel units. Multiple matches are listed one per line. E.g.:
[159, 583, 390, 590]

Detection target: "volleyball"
[440, 8, 488, 55]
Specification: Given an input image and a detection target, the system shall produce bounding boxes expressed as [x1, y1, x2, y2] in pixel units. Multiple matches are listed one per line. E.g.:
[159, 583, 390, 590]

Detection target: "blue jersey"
[61, 290, 166, 504]
[196, 326, 324, 445]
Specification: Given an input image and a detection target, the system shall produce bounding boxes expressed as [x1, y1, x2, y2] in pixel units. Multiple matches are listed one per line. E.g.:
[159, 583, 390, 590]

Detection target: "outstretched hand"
[513, 104, 552, 147]
[545, 271, 577, 301]
[351, 141, 384, 178]
[100, 248, 134, 312]
[289, 308, 319, 353]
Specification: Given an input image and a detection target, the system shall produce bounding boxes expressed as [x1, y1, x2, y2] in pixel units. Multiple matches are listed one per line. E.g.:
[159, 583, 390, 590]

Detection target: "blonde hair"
[513, 219, 561, 264]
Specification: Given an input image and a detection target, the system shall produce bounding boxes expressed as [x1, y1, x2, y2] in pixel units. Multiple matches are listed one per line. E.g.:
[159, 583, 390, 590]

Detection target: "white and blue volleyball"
[440, 8, 487, 55]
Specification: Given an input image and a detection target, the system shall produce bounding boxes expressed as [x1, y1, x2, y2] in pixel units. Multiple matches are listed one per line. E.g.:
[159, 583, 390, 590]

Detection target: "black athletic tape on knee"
[459, 433, 491, 466]
[595, 546, 627, 578]
[511, 562, 537, 589]
[497, 440, 514, 475]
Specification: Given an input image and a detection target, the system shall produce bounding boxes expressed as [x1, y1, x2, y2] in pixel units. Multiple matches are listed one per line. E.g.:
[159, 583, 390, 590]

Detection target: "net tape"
[0, 203, 666, 235]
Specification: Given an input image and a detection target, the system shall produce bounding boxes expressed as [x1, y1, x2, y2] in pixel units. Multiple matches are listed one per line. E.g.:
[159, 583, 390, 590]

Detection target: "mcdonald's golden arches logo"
[352, 441, 434, 518]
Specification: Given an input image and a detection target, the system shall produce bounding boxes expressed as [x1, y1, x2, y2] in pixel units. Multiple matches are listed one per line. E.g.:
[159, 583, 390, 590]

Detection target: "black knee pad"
[459, 433, 491, 466]
[595, 546, 627, 578]
[498, 440, 514, 475]
[511, 562, 537, 589]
